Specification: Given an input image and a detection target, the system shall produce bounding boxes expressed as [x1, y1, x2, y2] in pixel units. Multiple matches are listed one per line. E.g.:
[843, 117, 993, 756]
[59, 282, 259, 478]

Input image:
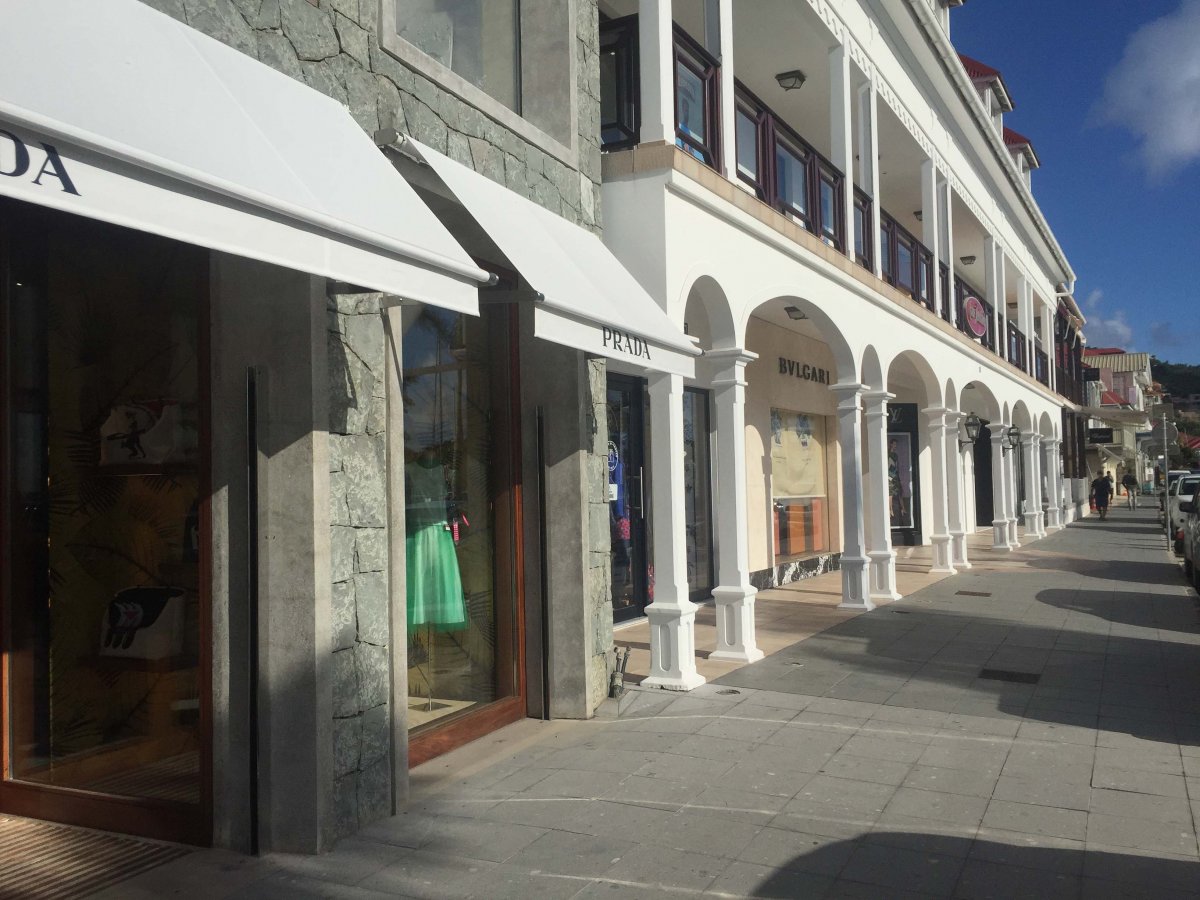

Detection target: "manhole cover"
[979, 668, 1040, 684]
[715, 689, 741, 695]
[956, 590, 992, 597]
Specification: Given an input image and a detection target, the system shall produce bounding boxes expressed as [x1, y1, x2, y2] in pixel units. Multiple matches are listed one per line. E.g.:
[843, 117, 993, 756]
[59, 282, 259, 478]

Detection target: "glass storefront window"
[3, 211, 205, 811]
[770, 409, 829, 559]
[401, 305, 516, 735]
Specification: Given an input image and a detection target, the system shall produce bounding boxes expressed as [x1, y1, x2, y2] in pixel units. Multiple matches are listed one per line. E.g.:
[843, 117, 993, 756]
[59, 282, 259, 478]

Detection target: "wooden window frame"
[673, 26, 721, 170]
[599, 15, 641, 151]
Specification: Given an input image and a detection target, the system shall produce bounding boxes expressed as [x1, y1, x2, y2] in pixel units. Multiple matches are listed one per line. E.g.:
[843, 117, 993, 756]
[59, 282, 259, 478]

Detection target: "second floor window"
[674, 28, 720, 167]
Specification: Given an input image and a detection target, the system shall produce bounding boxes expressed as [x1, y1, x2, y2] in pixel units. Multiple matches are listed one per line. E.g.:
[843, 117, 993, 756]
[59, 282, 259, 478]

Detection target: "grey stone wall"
[139, 0, 602, 231]
[327, 291, 391, 839]
[585, 357, 613, 710]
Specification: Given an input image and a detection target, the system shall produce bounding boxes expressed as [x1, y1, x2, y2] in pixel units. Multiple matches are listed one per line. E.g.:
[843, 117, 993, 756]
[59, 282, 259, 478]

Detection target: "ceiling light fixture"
[913, 210, 923, 221]
[775, 69, 807, 91]
[784, 305, 808, 321]
[959, 255, 977, 266]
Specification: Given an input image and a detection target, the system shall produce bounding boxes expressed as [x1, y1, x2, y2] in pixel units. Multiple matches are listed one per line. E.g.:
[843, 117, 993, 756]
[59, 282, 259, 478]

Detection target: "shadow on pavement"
[756, 833, 1200, 899]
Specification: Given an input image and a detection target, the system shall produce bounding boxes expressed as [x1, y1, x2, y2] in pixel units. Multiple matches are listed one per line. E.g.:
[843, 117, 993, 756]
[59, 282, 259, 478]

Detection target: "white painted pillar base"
[839, 556, 873, 611]
[930, 534, 955, 573]
[644, 372, 705, 692]
[868, 550, 901, 602]
[642, 603, 706, 691]
[710, 586, 765, 662]
[832, 383, 873, 611]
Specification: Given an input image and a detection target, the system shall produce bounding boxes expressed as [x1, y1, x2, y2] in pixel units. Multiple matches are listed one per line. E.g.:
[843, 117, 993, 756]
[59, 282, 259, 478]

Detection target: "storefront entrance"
[607, 374, 650, 623]
[401, 304, 525, 766]
[0, 200, 209, 844]
[888, 402, 923, 546]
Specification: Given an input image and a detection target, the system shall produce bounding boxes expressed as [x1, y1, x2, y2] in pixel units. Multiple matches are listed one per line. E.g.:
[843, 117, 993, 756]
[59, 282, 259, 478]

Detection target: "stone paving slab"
[99, 508, 1200, 897]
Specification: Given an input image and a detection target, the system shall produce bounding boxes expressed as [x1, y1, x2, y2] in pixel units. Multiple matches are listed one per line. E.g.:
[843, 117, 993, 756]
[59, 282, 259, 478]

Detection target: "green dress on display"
[405, 457, 467, 633]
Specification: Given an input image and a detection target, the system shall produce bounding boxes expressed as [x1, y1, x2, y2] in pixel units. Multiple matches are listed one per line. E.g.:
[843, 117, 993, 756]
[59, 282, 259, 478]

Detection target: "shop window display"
[770, 408, 829, 558]
[401, 306, 515, 734]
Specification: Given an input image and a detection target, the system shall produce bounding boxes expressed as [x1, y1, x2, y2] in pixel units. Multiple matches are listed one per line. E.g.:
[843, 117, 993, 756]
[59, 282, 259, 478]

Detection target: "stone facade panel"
[279, 0, 339, 61]
[331, 579, 356, 652]
[353, 571, 389, 645]
[354, 643, 390, 710]
[331, 647, 359, 717]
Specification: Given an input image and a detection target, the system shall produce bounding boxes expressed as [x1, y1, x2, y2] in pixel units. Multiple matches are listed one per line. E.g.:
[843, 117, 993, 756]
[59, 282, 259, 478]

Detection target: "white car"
[1169, 474, 1200, 554]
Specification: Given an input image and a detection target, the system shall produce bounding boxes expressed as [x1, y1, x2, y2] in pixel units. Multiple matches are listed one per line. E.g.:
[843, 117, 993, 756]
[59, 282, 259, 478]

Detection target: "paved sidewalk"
[96, 508, 1200, 898]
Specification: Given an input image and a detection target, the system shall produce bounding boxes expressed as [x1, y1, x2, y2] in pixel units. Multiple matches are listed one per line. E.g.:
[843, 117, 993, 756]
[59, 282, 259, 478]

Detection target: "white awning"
[0, 0, 486, 313]
[406, 139, 699, 378]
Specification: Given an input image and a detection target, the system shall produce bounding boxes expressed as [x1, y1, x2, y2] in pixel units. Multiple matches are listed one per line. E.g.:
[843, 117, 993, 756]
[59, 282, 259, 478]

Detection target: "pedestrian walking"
[1091, 470, 1113, 520]
[1122, 471, 1138, 509]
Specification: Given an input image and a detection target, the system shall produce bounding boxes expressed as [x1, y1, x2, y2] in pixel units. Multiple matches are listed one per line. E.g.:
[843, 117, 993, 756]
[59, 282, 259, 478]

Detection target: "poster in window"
[770, 409, 826, 499]
[888, 432, 915, 529]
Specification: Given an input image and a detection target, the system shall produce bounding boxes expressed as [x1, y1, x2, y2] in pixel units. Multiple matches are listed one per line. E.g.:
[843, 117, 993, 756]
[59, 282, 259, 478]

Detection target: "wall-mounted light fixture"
[775, 69, 807, 91]
[959, 255, 977, 266]
[1003, 425, 1022, 453]
[784, 305, 808, 321]
[959, 412, 982, 448]
[912, 210, 923, 221]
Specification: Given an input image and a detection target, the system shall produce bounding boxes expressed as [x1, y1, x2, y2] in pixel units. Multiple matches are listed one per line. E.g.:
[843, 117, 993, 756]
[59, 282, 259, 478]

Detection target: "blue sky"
[953, 0, 1200, 364]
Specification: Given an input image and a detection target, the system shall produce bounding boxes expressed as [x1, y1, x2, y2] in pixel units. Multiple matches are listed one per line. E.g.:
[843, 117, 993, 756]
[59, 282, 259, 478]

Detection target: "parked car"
[1182, 486, 1200, 585]
[1169, 474, 1200, 554]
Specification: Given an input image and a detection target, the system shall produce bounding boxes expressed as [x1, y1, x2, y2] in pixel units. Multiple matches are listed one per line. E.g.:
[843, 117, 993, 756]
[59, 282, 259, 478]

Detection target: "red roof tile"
[1084, 347, 1127, 356]
[1003, 126, 1032, 147]
[959, 54, 1000, 81]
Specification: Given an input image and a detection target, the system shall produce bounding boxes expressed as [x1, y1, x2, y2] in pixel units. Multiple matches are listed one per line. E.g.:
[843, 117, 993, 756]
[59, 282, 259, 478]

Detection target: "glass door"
[1, 200, 208, 844]
[607, 375, 648, 623]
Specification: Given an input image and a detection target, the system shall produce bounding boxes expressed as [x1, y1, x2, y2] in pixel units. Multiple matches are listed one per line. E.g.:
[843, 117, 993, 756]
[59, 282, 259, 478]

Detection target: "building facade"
[0, 0, 1090, 857]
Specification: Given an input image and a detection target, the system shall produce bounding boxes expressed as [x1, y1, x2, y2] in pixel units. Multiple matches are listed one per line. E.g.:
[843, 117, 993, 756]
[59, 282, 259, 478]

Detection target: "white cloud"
[1100, 0, 1200, 178]
[1081, 288, 1133, 349]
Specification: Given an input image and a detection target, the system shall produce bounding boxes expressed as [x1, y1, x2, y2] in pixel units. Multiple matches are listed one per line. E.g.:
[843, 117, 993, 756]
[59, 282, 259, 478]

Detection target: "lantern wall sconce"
[959, 412, 982, 448]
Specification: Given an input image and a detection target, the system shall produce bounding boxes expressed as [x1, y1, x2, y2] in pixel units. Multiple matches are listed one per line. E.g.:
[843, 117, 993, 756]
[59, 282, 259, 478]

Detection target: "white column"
[863, 390, 900, 602]
[962, 430, 977, 533]
[831, 383, 872, 609]
[922, 407, 956, 574]
[921, 158, 940, 310]
[714, 0, 736, 181]
[1044, 438, 1063, 530]
[940, 176, 955, 323]
[708, 349, 763, 663]
[644, 372, 705, 691]
[638, 0, 675, 145]
[830, 42, 856, 257]
[1032, 434, 1047, 536]
[1022, 434, 1040, 535]
[1004, 427, 1020, 548]
[860, 79, 882, 279]
[945, 412, 971, 568]
[1016, 276, 1032, 373]
[990, 427, 1010, 550]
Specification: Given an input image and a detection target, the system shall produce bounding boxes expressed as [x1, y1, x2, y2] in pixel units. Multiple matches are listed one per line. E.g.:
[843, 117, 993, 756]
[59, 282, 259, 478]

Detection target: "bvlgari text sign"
[778, 356, 831, 385]
[602, 326, 652, 361]
[0, 128, 80, 196]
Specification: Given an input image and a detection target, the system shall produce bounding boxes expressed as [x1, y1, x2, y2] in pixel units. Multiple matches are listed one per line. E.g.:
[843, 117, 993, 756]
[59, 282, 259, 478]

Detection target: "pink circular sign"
[963, 296, 988, 338]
